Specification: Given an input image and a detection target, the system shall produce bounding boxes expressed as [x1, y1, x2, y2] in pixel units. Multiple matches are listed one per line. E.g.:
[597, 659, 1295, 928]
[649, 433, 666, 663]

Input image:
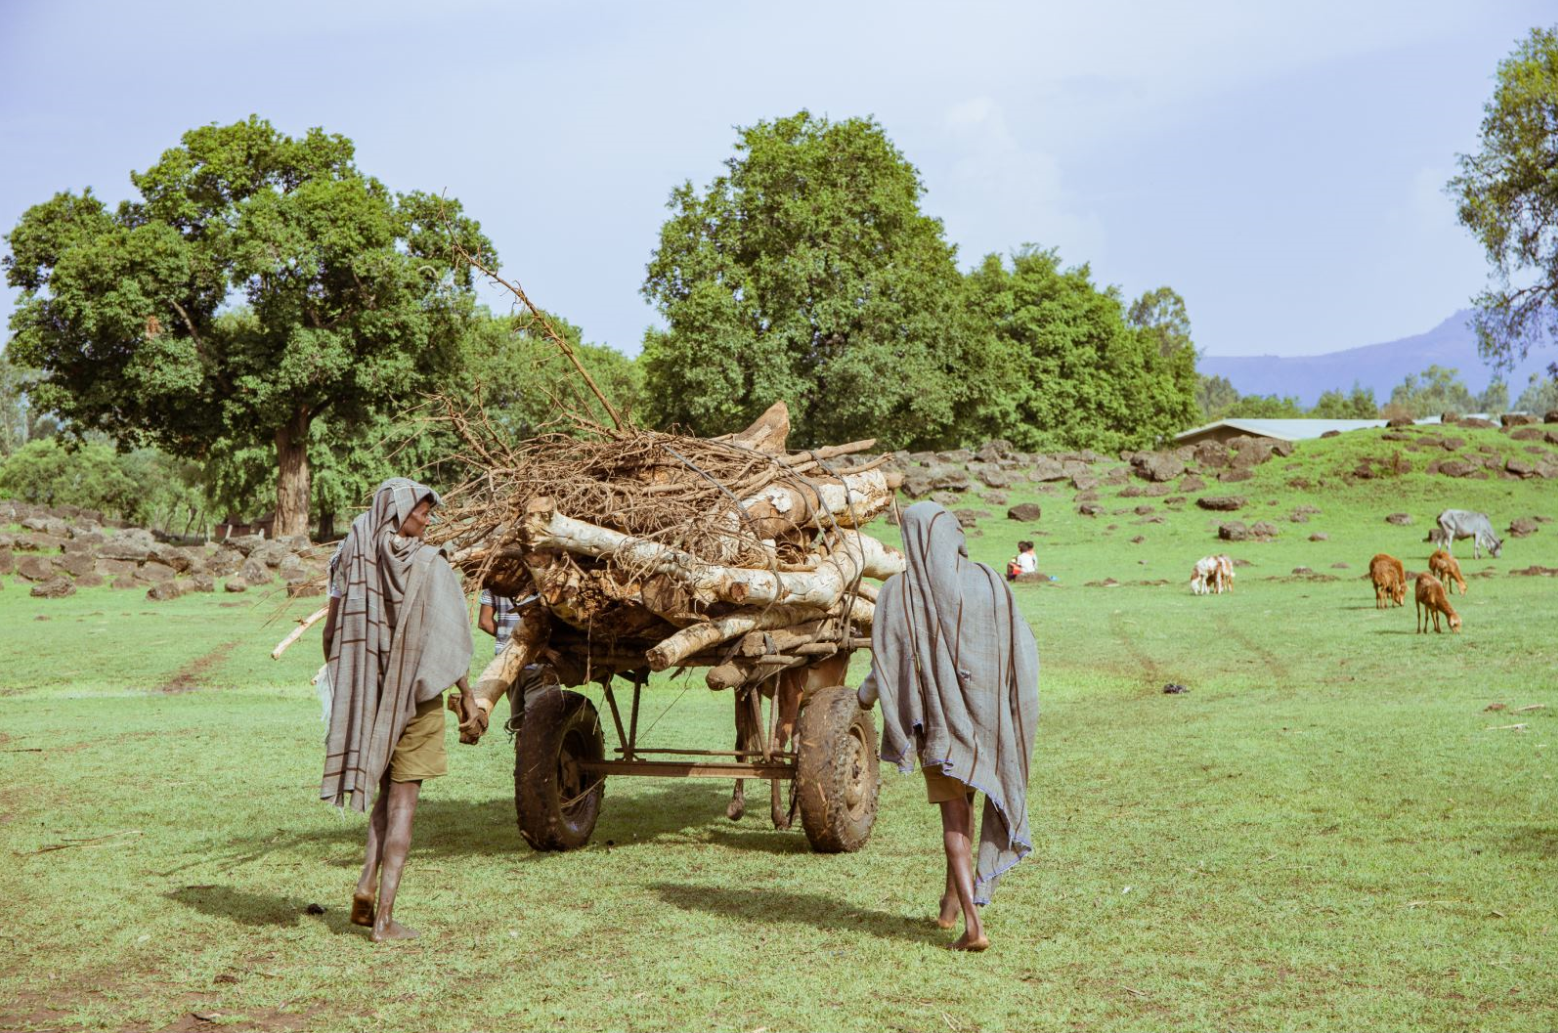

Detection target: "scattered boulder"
[239, 558, 272, 585]
[1129, 535, 1146, 544]
[15, 554, 56, 581]
[1070, 471, 1097, 492]
[1292, 566, 1313, 576]
[952, 510, 985, 529]
[1546, 410, 1558, 425]
[56, 552, 96, 578]
[1007, 503, 1042, 522]
[1509, 517, 1539, 537]
[1385, 513, 1412, 526]
[1132, 452, 1185, 483]
[981, 490, 1009, 507]
[135, 561, 177, 583]
[207, 548, 244, 577]
[99, 529, 157, 562]
[1440, 436, 1466, 451]
[224, 577, 249, 593]
[1507, 458, 1535, 478]
[16, 533, 67, 553]
[1100, 466, 1129, 486]
[1386, 416, 1413, 428]
[1077, 503, 1103, 517]
[1309, 533, 1329, 541]
[976, 439, 1013, 463]
[1218, 469, 1254, 483]
[1510, 427, 1545, 442]
[110, 576, 139, 590]
[96, 558, 137, 577]
[249, 540, 293, 568]
[74, 572, 105, 588]
[20, 516, 70, 537]
[1438, 459, 1477, 478]
[1178, 474, 1206, 492]
[1501, 413, 1537, 428]
[224, 534, 267, 556]
[1133, 505, 1156, 516]
[1457, 417, 1496, 429]
[1219, 521, 1252, 541]
[0, 548, 12, 576]
[1196, 496, 1247, 512]
[1320, 430, 1340, 439]
[1251, 521, 1280, 538]
[30, 576, 76, 599]
[1029, 457, 1067, 482]
[931, 491, 963, 507]
[1331, 562, 1350, 569]
[146, 580, 189, 602]
[191, 573, 216, 593]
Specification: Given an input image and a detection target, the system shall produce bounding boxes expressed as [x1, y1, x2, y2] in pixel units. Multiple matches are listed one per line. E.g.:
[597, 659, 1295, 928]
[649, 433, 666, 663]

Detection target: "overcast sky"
[1, 0, 1546, 360]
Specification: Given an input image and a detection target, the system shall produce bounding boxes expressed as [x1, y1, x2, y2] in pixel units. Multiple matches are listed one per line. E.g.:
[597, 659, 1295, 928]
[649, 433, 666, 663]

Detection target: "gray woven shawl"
[861, 501, 1040, 903]
[321, 478, 473, 811]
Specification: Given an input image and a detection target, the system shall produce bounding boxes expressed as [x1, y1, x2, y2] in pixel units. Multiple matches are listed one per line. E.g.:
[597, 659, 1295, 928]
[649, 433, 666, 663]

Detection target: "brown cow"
[1369, 553, 1406, 609]
[1428, 548, 1467, 596]
[1415, 572, 1461, 634]
[728, 652, 849, 827]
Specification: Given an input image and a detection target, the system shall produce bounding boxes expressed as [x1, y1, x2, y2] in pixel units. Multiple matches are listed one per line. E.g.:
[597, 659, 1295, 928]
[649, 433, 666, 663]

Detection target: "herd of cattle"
[1192, 508, 1506, 635]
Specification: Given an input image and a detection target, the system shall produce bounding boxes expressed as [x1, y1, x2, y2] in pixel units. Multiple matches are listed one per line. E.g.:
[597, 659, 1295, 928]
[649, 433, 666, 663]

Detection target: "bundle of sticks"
[426, 400, 906, 740]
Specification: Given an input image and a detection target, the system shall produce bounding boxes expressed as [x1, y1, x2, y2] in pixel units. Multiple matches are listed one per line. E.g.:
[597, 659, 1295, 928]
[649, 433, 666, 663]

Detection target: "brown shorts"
[389, 695, 448, 783]
[924, 766, 974, 804]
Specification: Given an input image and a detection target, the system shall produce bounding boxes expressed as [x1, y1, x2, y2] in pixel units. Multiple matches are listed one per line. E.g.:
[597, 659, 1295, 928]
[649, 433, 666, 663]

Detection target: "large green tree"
[1309, 384, 1380, 419]
[640, 111, 983, 448]
[3, 116, 491, 537]
[1450, 26, 1558, 364]
[962, 248, 1199, 452]
[1387, 365, 1483, 417]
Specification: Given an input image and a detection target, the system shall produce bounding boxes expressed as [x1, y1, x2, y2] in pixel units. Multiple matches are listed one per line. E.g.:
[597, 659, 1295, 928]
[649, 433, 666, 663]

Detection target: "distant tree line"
[1191, 362, 1557, 423]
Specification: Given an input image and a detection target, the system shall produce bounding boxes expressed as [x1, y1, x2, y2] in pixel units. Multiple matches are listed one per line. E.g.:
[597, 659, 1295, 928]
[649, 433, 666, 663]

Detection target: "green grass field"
[3, 425, 1557, 1032]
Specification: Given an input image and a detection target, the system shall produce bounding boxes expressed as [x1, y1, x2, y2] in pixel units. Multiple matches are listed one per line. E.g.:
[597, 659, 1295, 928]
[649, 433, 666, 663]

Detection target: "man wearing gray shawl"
[320, 477, 475, 942]
[858, 501, 1039, 951]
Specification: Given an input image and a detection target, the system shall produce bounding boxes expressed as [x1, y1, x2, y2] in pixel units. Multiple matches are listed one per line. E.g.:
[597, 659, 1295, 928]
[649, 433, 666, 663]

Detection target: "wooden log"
[270, 606, 328, 660]
[738, 619, 835, 657]
[460, 606, 551, 743]
[779, 438, 876, 466]
[727, 400, 791, 453]
[646, 603, 827, 671]
[522, 500, 901, 614]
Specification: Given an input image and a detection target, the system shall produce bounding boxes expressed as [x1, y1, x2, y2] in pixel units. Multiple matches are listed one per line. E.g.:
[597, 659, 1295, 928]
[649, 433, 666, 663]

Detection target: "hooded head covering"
[321, 478, 472, 811]
[860, 501, 1040, 903]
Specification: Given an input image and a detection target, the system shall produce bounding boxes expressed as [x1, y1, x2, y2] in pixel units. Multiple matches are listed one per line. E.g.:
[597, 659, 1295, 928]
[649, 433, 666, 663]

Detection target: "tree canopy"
[640, 111, 984, 448]
[1451, 26, 1558, 364]
[3, 116, 491, 536]
[962, 249, 1199, 452]
[1386, 365, 1506, 418]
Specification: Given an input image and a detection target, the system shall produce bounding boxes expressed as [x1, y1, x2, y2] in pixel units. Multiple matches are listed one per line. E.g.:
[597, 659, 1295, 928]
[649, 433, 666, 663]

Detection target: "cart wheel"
[795, 685, 879, 853]
[514, 688, 605, 851]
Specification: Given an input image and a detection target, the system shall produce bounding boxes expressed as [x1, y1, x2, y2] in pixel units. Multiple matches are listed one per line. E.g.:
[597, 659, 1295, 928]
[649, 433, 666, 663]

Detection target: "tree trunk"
[274, 407, 311, 540]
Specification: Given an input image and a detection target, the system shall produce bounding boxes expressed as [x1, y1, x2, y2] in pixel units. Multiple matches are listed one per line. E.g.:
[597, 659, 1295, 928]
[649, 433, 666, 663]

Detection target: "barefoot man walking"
[320, 478, 476, 942]
[858, 501, 1040, 951]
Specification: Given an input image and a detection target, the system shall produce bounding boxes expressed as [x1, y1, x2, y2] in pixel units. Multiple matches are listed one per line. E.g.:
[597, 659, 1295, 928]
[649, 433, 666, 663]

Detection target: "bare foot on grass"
[937, 894, 960, 930]
[371, 919, 419, 942]
[350, 893, 375, 927]
[947, 932, 990, 952]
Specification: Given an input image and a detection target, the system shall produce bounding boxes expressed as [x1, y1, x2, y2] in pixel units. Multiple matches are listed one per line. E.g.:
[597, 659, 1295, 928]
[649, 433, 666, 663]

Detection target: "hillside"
[1200, 311, 1556, 404]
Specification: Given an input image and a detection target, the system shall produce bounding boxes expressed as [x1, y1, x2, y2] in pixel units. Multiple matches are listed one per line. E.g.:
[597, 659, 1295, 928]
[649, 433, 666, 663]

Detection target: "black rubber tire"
[795, 685, 880, 853]
[514, 688, 605, 851]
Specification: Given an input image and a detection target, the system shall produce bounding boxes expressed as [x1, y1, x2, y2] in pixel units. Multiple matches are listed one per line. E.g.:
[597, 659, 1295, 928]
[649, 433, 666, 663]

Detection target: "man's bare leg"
[940, 792, 988, 951]
[352, 774, 391, 926]
[371, 779, 422, 942]
[938, 863, 959, 929]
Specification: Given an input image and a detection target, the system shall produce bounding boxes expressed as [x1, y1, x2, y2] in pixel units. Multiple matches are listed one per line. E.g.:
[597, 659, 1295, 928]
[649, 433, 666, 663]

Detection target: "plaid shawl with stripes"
[321, 479, 474, 811]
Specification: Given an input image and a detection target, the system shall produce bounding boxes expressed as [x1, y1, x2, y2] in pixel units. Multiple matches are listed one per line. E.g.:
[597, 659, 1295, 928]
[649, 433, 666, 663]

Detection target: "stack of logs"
[435, 402, 907, 739]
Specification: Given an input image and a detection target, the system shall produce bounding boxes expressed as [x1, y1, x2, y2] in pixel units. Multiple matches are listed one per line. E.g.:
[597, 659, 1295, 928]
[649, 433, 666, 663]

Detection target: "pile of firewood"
[428, 401, 906, 733]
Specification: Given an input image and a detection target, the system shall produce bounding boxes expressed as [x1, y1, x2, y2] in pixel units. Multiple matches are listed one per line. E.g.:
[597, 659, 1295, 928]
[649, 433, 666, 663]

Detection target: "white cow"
[1190, 555, 1235, 595]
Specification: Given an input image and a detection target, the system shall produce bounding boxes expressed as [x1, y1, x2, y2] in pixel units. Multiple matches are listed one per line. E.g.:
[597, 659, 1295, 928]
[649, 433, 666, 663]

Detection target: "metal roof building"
[1173, 418, 1388, 446]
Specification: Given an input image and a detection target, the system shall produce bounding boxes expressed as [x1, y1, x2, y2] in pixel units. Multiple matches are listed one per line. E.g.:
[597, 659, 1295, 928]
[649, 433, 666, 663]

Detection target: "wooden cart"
[504, 642, 880, 854]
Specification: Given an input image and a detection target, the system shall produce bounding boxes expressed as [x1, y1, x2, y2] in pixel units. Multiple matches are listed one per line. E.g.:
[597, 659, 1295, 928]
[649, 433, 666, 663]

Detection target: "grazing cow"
[1189, 554, 1235, 595]
[1435, 509, 1503, 559]
[1216, 554, 1235, 593]
[1369, 553, 1406, 608]
[1428, 548, 1467, 595]
[728, 652, 849, 826]
[1415, 572, 1462, 634]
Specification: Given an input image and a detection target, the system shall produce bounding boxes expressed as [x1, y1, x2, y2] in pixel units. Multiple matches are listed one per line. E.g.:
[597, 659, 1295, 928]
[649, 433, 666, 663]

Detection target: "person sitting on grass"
[858, 501, 1040, 952]
[321, 477, 477, 943]
[1007, 540, 1038, 580]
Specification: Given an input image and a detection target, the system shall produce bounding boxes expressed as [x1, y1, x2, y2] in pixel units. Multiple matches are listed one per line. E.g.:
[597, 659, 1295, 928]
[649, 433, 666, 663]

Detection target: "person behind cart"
[857, 501, 1040, 951]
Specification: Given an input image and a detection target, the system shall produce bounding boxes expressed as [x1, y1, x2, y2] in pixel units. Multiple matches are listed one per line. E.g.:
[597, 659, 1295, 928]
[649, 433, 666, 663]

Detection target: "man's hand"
[455, 676, 488, 745]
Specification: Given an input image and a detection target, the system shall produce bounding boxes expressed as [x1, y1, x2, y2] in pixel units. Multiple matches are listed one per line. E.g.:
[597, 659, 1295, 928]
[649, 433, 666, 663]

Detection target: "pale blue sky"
[1, 0, 1546, 360]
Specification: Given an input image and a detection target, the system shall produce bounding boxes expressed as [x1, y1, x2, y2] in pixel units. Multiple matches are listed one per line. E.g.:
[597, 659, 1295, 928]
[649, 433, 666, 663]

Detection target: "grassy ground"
[2, 425, 1557, 1031]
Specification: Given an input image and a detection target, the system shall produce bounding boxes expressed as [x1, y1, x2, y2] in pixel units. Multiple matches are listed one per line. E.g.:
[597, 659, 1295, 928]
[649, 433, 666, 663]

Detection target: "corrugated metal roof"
[1174, 418, 1387, 442]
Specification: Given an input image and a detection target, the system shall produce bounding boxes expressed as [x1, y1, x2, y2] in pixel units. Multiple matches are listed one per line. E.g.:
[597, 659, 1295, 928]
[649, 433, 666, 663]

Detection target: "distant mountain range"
[1198, 312, 1555, 406]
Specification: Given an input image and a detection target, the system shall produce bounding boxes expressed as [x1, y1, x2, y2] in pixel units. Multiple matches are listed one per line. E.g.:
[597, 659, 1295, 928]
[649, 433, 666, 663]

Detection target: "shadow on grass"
[164, 783, 787, 880]
[1499, 826, 1558, 858]
[166, 884, 352, 932]
[648, 882, 941, 945]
